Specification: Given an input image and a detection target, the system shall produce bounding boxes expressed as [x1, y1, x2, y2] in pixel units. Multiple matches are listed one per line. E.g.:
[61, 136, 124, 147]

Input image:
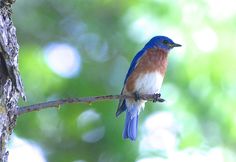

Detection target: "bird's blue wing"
[116, 48, 146, 117]
[124, 49, 145, 84]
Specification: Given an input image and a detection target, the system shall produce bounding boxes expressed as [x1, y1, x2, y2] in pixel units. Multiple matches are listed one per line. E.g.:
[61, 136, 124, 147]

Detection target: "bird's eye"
[162, 40, 168, 45]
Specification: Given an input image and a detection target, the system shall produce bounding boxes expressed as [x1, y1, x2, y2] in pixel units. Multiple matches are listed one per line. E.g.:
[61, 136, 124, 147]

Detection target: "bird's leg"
[153, 93, 165, 102]
[133, 91, 141, 101]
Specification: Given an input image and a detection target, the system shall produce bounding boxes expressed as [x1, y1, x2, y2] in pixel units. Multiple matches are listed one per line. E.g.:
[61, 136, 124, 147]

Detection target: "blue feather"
[123, 109, 139, 141]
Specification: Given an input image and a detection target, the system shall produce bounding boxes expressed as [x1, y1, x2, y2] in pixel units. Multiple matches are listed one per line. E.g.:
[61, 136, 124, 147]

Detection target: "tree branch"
[17, 94, 165, 115]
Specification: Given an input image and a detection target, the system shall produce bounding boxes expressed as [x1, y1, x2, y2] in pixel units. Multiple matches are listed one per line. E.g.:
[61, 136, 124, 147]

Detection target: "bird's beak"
[172, 43, 182, 47]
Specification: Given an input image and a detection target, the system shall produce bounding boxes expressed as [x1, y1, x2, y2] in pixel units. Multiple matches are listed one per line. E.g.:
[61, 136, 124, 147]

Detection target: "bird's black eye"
[162, 40, 168, 45]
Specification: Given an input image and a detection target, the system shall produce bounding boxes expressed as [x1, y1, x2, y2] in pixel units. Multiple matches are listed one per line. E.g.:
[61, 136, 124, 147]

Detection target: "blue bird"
[116, 36, 181, 141]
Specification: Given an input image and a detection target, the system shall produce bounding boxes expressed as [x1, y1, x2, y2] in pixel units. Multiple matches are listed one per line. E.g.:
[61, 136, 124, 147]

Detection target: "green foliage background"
[11, 0, 236, 162]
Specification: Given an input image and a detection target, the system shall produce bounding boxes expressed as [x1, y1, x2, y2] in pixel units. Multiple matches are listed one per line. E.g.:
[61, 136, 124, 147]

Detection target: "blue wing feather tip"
[116, 101, 126, 117]
[116, 110, 123, 117]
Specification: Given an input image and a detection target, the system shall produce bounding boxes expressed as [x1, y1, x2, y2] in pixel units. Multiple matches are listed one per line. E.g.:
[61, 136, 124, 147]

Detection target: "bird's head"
[144, 36, 181, 52]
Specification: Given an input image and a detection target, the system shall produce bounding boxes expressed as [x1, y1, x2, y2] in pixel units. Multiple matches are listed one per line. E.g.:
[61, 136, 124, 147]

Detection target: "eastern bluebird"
[116, 36, 181, 141]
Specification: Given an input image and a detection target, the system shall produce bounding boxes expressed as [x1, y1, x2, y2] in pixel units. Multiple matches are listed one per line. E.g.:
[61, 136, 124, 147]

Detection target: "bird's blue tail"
[123, 109, 139, 141]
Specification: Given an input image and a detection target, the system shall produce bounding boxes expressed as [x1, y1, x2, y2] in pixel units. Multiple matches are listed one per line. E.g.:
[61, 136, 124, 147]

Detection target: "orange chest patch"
[135, 48, 168, 74]
[124, 48, 168, 93]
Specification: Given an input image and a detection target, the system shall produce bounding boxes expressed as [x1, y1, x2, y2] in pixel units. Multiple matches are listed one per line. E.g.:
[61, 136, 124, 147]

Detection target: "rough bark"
[0, 0, 25, 161]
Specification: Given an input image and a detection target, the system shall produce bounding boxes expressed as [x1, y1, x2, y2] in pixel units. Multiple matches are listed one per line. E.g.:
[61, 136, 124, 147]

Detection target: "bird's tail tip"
[122, 110, 139, 141]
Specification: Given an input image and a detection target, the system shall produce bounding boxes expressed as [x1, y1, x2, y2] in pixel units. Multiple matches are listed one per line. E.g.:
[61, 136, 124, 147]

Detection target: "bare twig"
[17, 94, 165, 115]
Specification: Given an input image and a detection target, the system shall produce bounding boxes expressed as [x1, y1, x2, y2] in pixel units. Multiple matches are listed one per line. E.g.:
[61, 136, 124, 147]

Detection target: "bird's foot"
[133, 92, 141, 101]
[153, 93, 165, 102]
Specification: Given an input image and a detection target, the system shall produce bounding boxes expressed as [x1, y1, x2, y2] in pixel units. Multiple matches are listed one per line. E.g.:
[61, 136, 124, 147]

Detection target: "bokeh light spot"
[78, 33, 109, 62]
[9, 135, 46, 162]
[123, 7, 161, 42]
[140, 112, 179, 155]
[81, 126, 105, 143]
[77, 109, 101, 127]
[206, 0, 236, 21]
[44, 43, 81, 78]
[192, 27, 218, 53]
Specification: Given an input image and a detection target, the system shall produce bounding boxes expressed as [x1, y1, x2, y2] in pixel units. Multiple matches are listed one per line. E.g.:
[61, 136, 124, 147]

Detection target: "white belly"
[125, 71, 164, 116]
[135, 71, 163, 94]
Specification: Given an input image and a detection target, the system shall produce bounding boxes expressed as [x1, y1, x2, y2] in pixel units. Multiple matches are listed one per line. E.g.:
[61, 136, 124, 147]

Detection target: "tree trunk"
[0, 0, 25, 161]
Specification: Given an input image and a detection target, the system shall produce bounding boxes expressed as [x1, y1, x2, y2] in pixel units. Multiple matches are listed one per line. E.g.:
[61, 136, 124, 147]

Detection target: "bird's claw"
[153, 93, 165, 102]
[133, 92, 141, 101]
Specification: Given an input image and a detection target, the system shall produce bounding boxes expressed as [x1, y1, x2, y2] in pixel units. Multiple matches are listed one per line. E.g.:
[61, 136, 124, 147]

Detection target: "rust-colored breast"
[125, 48, 168, 93]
